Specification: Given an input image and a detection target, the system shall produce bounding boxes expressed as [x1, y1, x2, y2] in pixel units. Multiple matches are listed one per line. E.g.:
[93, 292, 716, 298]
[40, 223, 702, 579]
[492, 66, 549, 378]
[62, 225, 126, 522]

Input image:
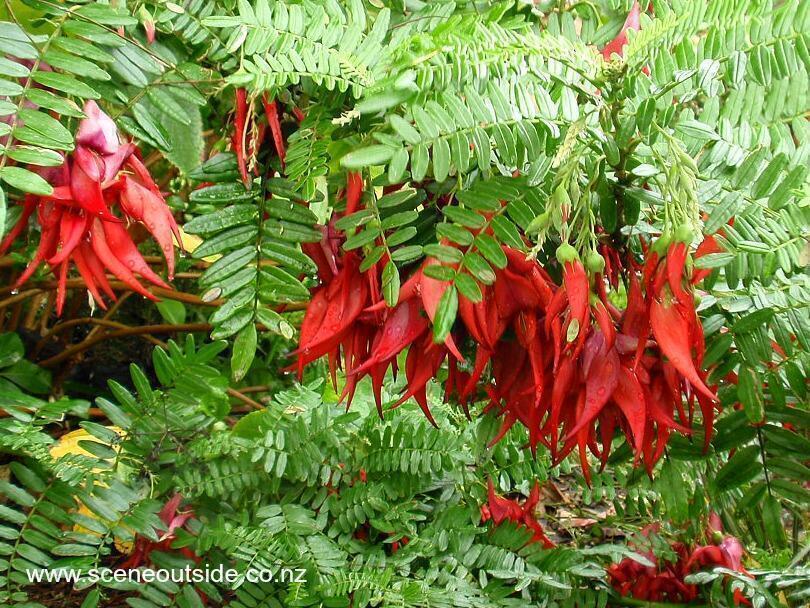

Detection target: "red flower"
[232, 88, 288, 184]
[609, 524, 751, 605]
[0, 101, 180, 313]
[482, 479, 554, 549]
[294, 188, 717, 483]
[602, 1, 642, 60]
[120, 494, 197, 569]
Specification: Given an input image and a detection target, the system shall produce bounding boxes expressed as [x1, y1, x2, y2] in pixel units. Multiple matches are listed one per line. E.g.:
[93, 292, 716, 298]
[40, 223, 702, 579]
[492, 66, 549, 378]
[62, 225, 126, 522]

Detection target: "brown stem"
[0, 288, 43, 308]
[234, 385, 270, 394]
[39, 318, 163, 346]
[38, 293, 55, 333]
[38, 323, 213, 368]
[226, 388, 263, 409]
[0, 279, 223, 307]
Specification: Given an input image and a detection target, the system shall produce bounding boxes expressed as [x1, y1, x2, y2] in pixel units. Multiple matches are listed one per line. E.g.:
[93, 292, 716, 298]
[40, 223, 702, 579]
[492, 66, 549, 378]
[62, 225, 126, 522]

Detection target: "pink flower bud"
[76, 100, 120, 155]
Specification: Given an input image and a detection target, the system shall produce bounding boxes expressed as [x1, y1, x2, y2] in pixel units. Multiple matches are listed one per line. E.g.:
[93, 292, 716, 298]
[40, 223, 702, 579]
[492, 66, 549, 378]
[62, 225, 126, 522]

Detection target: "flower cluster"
[294, 175, 720, 481]
[609, 522, 750, 604]
[0, 101, 180, 313]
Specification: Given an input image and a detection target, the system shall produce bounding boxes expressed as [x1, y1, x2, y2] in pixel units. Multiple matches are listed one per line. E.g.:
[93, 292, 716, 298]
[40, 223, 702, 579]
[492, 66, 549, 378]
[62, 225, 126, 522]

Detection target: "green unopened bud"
[674, 224, 695, 244]
[556, 242, 579, 264]
[526, 211, 551, 235]
[651, 231, 672, 255]
[550, 184, 571, 209]
[585, 251, 605, 273]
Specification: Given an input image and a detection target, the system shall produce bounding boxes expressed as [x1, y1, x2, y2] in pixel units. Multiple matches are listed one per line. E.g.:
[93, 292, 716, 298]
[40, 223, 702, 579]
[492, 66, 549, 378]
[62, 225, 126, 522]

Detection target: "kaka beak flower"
[119, 494, 198, 570]
[602, 1, 641, 60]
[610, 523, 751, 605]
[233, 88, 251, 186]
[262, 94, 286, 169]
[0, 101, 179, 313]
[483, 479, 554, 549]
[602, 1, 651, 75]
[293, 210, 715, 480]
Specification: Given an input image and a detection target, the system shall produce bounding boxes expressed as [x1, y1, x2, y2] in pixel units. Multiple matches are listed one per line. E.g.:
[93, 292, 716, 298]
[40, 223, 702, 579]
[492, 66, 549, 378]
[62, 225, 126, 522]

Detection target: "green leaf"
[733, 308, 774, 334]
[693, 252, 734, 269]
[211, 308, 253, 340]
[676, 119, 719, 141]
[0, 332, 23, 370]
[355, 89, 413, 114]
[31, 71, 100, 99]
[160, 95, 204, 174]
[42, 49, 111, 81]
[25, 89, 84, 117]
[388, 148, 409, 183]
[133, 102, 172, 151]
[432, 138, 450, 181]
[424, 243, 463, 263]
[0, 166, 53, 195]
[81, 589, 101, 608]
[0, 78, 22, 96]
[432, 285, 458, 344]
[382, 260, 400, 307]
[255, 308, 295, 340]
[231, 323, 257, 382]
[713, 446, 761, 492]
[16, 108, 73, 148]
[6, 146, 65, 167]
[341, 145, 394, 169]
[411, 144, 429, 181]
[771, 479, 810, 506]
[463, 252, 496, 284]
[185, 205, 258, 235]
[454, 273, 482, 302]
[761, 494, 786, 549]
[156, 300, 186, 325]
[737, 366, 764, 424]
[389, 115, 421, 145]
[423, 263, 455, 281]
[190, 153, 240, 183]
[474, 234, 508, 269]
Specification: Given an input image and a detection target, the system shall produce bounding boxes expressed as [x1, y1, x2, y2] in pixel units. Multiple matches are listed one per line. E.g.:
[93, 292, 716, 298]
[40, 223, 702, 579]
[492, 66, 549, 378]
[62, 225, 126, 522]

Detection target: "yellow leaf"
[173, 227, 220, 263]
[50, 426, 134, 554]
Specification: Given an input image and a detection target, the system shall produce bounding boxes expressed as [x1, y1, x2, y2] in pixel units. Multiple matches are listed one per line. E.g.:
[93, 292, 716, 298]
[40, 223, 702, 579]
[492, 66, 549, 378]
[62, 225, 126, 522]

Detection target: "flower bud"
[556, 242, 578, 264]
[585, 251, 605, 273]
[674, 223, 695, 244]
